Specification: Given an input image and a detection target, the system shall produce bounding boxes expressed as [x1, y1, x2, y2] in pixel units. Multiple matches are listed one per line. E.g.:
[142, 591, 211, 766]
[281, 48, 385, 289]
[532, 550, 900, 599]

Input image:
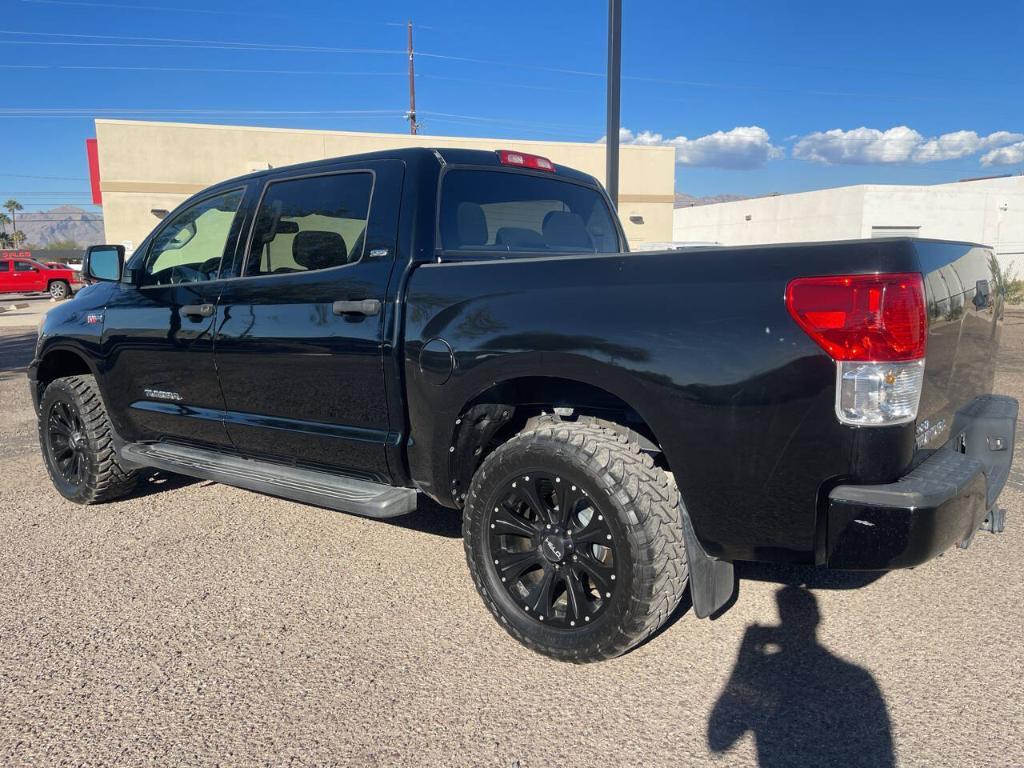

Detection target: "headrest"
[292, 230, 347, 271]
[455, 202, 488, 247]
[495, 227, 545, 250]
[542, 211, 593, 251]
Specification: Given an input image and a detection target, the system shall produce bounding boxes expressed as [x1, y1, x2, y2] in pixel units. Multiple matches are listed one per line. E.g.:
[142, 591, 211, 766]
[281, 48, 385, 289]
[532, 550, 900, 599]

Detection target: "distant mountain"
[16, 205, 103, 249]
[674, 192, 773, 208]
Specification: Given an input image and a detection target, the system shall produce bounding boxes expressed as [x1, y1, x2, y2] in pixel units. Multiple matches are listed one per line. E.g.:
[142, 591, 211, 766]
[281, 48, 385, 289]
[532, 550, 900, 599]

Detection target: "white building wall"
[673, 186, 866, 245]
[674, 176, 1024, 274]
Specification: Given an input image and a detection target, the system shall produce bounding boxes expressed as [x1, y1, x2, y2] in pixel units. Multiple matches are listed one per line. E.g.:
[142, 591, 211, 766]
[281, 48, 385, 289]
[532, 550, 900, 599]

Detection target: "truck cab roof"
[215, 146, 600, 189]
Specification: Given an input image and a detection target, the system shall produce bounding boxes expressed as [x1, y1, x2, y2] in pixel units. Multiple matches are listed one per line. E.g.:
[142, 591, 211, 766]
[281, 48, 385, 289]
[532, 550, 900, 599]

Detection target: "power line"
[0, 63, 409, 77]
[19, 0, 286, 18]
[0, 29, 405, 55]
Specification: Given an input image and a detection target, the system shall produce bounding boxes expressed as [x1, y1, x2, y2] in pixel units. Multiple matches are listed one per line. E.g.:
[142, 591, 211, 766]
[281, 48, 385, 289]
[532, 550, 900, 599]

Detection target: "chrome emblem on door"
[144, 388, 183, 402]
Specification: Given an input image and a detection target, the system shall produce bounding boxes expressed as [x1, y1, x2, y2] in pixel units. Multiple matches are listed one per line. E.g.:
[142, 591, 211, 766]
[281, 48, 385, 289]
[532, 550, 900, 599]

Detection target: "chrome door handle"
[181, 303, 215, 318]
[333, 299, 381, 316]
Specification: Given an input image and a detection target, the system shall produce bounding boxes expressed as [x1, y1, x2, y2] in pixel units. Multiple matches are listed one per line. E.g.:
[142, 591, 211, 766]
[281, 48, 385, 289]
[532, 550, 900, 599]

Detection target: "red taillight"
[785, 273, 927, 361]
[497, 149, 555, 172]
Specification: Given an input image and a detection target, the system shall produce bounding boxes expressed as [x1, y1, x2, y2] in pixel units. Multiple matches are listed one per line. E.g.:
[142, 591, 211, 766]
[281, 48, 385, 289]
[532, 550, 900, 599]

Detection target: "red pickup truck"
[0, 255, 79, 299]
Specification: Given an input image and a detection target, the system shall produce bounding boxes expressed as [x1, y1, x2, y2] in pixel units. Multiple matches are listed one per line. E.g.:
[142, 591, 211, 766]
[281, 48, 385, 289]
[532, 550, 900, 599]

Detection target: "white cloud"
[981, 140, 1024, 166]
[616, 125, 782, 169]
[793, 126, 1024, 165]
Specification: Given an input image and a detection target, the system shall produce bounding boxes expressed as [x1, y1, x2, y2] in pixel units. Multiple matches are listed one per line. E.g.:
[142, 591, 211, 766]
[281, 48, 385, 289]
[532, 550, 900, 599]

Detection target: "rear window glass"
[440, 169, 619, 254]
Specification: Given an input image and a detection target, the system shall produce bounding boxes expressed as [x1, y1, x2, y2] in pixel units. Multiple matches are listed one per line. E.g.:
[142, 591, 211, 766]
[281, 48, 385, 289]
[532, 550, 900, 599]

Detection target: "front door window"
[141, 189, 244, 286]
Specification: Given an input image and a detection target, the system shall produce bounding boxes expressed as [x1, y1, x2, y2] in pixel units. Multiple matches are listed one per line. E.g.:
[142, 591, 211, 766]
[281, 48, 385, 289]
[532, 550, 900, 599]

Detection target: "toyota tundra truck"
[29, 147, 1017, 662]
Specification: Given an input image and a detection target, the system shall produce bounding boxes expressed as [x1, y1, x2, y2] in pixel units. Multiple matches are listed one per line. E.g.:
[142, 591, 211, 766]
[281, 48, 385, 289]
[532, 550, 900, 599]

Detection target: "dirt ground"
[1, 309, 1022, 767]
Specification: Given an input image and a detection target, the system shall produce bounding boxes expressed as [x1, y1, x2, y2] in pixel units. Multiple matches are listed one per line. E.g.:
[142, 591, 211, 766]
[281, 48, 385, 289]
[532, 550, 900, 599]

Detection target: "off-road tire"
[48, 280, 70, 300]
[39, 374, 139, 503]
[464, 416, 688, 662]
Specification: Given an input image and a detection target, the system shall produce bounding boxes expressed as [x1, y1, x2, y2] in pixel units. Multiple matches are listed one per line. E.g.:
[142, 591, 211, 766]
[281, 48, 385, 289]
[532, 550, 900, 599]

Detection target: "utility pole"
[407, 21, 419, 135]
[605, 0, 622, 208]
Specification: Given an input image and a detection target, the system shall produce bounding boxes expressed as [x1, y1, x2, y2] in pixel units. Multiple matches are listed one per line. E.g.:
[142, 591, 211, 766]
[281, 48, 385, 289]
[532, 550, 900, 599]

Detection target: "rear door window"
[0, 261, 8, 272]
[244, 172, 373, 277]
[439, 169, 620, 255]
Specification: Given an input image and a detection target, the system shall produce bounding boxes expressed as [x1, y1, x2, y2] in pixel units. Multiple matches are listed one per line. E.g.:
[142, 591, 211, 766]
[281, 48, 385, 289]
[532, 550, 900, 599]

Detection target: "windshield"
[439, 169, 620, 255]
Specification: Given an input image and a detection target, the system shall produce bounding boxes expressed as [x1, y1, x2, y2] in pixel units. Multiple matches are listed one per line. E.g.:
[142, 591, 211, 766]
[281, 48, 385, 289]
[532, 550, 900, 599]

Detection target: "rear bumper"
[826, 395, 1018, 570]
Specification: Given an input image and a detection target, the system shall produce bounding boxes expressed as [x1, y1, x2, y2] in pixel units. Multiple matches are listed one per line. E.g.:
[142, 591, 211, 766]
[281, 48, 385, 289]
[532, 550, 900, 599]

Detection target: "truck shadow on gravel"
[0, 331, 36, 380]
[706, 585, 894, 768]
[382, 497, 463, 538]
[131, 469, 202, 498]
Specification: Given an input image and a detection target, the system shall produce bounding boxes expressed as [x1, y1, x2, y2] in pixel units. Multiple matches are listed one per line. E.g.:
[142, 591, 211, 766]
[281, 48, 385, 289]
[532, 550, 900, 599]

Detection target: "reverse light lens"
[786, 273, 928, 426]
[837, 360, 924, 425]
[785, 273, 927, 361]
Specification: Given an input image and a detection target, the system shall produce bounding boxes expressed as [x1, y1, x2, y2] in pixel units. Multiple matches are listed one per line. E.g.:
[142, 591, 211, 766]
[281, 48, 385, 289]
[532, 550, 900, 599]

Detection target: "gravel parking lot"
[1, 311, 1022, 767]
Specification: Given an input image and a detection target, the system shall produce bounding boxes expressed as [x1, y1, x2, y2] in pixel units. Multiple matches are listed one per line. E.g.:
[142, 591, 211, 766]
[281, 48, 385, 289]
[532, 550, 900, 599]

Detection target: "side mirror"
[83, 244, 125, 283]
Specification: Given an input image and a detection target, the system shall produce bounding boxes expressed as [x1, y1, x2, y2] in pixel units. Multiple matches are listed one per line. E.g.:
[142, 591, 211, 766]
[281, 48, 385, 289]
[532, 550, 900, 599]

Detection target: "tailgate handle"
[333, 299, 381, 316]
[180, 303, 215, 318]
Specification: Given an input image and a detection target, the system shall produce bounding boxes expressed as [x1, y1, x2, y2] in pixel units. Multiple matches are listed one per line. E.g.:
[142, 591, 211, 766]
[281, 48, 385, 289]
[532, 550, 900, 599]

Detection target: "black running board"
[120, 442, 418, 518]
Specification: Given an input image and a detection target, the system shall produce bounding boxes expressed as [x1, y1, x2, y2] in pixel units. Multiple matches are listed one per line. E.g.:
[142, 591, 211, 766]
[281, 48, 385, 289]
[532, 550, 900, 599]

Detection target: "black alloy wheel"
[487, 472, 618, 628]
[464, 416, 688, 662]
[38, 375, 139, 504]
[46, 398, 88, 487]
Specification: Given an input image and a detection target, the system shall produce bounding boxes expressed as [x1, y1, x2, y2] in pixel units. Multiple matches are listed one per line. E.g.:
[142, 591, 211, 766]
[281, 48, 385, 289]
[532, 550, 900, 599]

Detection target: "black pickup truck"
[30, 147, 1016, 662]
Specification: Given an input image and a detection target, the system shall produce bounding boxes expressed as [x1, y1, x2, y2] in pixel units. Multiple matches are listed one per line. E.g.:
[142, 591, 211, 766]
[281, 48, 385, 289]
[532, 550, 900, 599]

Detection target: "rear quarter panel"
[916, 242, 1002, 449]
[403, 240, 928, 563]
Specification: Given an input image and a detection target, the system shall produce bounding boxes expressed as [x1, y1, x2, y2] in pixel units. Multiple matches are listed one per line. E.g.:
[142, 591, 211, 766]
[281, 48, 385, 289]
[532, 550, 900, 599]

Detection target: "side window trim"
[238, 167, 376, 281]
[130, 185, 247, 288]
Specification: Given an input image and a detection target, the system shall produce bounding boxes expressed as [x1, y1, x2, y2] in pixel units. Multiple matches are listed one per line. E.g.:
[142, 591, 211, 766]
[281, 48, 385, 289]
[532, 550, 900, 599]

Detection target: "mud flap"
[680, 506, 735, 618]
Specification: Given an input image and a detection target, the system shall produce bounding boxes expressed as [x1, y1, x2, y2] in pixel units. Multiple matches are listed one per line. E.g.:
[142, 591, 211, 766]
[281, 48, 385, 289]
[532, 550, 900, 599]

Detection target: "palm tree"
[0, 211, 10, 235]
[4, 198, 23, 236]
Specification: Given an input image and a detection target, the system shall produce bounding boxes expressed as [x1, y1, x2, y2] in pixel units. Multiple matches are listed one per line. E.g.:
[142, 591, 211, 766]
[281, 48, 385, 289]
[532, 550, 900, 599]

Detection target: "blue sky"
[1, 0, 1023, 210]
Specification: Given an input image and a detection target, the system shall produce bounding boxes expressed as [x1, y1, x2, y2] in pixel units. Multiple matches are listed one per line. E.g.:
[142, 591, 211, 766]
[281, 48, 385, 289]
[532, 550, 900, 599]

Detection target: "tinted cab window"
[141, 188, 244, 286]
[245, 172, 372, 276]
[440, 169, 620, 254]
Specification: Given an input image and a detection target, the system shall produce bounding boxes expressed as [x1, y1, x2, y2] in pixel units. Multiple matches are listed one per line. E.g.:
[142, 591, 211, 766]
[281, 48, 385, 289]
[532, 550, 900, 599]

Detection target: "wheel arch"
[444, 372, 669, 506]
[33, 344, 97, 403]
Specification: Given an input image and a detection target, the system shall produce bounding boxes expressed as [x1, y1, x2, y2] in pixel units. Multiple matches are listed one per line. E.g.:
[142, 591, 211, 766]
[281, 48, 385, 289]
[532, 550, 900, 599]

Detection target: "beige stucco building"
[94, 119, 676, 253]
